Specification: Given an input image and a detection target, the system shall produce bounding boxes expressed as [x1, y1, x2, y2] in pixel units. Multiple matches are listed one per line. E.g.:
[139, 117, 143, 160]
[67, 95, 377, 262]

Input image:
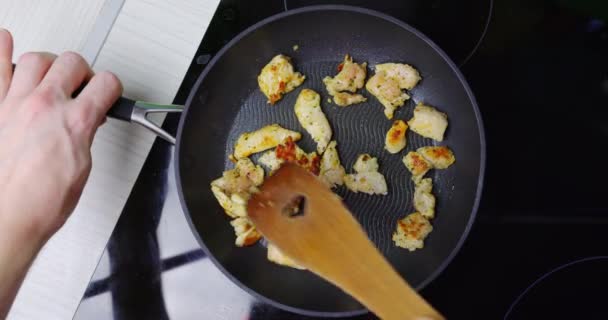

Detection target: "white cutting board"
[0, 0, 220, 319]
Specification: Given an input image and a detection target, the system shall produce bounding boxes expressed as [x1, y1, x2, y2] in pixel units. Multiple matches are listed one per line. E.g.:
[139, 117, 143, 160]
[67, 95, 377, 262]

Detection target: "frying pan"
[107, 5, 485, 317]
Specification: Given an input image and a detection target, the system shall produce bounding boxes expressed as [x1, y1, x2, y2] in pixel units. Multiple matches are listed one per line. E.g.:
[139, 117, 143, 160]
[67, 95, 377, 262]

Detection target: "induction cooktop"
[75, 1, 608, 319]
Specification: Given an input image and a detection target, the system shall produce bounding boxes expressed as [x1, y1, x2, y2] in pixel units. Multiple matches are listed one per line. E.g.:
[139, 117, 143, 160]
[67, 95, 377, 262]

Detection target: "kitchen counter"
[0, 0, 219, 319]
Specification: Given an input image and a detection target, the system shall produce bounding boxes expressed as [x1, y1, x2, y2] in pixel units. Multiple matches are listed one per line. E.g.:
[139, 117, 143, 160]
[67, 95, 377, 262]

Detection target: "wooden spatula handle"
[325, 225, 444, 320]
[248, 164, 444, 320]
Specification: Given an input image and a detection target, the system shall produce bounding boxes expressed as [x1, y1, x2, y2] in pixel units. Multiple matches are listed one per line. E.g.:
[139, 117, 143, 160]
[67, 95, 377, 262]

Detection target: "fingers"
[71, 71, 122, 143]
[39, 51, 92, 98]
[74, 71, 122, 118]
[0, 28, 13, 100]
[8, 52, 56, 99]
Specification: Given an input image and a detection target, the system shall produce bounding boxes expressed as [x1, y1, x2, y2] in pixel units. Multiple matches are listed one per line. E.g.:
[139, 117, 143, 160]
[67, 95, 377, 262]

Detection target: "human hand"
[0, 28, 122, 316]
[0, 29, 122, 239]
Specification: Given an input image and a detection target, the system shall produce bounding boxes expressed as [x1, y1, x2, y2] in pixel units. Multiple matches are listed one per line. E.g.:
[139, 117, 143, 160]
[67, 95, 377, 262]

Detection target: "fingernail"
[0, 28, 11, 38]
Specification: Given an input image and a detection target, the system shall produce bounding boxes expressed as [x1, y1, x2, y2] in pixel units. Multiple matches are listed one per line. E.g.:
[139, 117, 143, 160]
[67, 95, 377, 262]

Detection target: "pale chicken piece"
[416, 177, 433, 193]
[257, 54, 305, 104]
[366, 62, 421, 119]
[332, 92, 367, 107]
[392, 212, 433, 251]
[402, 151, 432, 183]
[365, 70, 410, 119]
[375, 63, 421, 90]
[323, 55, 367, 96]
[294, 89, 332, 153]
[344, 154, 387, 195]
[210, 158, 264, 218]
[344, 172, 388, 195]
[385, 120, 408, 154]
[234, 157, 264, 186]
[408, 103, 449, 141]
[234, 124, 301, 159]
[230, 217, 262, 247]
[267, 243, 306, 270]
[258, 149, 283, 173]
[417, 146, 456, 169]
[414, 178, 436, 219]
[211, 186, 245, 218]
[319, 141, 346, 188]
[353, 154, 379, 173]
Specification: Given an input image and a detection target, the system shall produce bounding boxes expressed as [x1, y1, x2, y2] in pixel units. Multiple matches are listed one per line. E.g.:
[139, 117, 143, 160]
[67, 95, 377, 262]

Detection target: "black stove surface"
[286, 0, 492, 65]
[74, 0, 608, 319]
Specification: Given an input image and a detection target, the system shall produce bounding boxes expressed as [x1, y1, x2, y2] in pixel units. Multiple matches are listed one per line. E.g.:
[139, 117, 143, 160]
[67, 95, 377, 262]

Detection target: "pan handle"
[107, 97, 183, 145]
[12, 63, 183, 144]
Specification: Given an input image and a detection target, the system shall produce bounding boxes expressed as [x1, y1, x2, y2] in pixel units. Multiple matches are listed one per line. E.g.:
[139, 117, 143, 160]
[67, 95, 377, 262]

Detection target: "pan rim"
[175, 4, 486, 318]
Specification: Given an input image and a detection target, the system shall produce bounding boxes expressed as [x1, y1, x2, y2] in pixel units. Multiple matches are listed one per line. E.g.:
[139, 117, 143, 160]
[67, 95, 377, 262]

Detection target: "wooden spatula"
[247, 164, 445, 320]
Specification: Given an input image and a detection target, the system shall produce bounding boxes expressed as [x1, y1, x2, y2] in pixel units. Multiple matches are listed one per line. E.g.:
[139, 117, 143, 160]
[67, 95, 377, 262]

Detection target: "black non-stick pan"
[108, 5, 485, 317]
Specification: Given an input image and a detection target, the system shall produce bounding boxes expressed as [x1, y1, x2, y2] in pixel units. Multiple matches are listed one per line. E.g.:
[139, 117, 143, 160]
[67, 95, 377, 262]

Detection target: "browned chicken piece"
[258, 54, 305, 104]
[392, 212, 433, 251]
[384, 120, 408, 154]
[417, 146, 455, 169]
[402, 151, 432, 183]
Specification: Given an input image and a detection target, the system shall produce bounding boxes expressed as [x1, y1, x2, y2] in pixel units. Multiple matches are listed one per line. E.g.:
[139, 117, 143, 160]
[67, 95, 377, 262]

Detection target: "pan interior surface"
[177, 6, 483, 317]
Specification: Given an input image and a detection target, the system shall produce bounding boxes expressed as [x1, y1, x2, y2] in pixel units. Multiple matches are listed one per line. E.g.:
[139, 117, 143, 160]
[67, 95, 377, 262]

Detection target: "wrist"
[0, 212, 48, 317]
[0, 186, 65, 247]
[0, 208, 50, 255]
